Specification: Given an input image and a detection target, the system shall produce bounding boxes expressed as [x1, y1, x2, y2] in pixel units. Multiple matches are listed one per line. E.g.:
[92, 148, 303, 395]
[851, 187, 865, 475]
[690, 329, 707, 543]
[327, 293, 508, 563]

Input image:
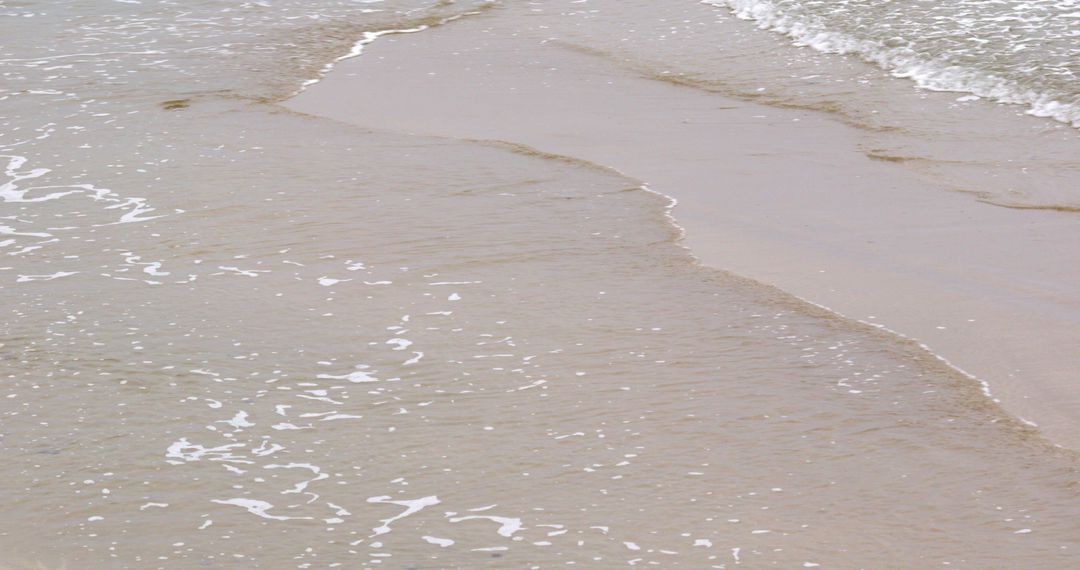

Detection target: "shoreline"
[702, 0, 1080, 130]
[16, 1, 1080, 566]
[284, 8, 1080, 448]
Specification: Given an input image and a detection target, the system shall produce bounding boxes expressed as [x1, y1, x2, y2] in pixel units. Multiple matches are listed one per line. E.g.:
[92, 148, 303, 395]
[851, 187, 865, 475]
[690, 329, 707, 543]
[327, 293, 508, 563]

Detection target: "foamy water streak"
[704, 0, 1080, 127]
[297, 6, 492, 92]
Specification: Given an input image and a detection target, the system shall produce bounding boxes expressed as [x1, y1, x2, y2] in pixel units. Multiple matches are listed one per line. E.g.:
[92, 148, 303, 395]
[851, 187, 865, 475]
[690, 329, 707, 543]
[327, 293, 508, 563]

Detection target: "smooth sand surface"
[286, 14, 1080, 448]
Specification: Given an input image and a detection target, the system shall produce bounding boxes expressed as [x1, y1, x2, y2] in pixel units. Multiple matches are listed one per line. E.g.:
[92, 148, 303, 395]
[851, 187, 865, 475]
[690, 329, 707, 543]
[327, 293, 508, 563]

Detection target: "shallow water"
[522, 0, 1080, 210]
[4, 1, 1080, 568]
[708, 0, 1080, 127]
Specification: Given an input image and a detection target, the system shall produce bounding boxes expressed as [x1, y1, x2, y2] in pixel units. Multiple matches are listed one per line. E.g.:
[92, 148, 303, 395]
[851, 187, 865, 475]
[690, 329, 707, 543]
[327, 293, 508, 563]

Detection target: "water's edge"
[277, 11, 1065, 453]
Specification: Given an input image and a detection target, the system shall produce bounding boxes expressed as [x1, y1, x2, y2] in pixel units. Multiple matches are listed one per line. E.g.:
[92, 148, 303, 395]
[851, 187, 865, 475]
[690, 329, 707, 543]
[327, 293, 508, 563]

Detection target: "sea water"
[3, 1, 1080, 568]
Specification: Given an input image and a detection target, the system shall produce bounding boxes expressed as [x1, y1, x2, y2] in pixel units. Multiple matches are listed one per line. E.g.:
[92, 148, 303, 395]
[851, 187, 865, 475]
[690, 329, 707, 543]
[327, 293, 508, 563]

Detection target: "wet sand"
[287, 6, 1080, 449]
[8, 1, 1080, 568]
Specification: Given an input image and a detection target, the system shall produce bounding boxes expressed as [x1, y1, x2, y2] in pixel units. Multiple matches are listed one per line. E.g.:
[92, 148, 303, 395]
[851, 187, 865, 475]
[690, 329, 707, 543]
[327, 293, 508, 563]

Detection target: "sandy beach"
[5, 0, 1080, 567]
[287, 3, 1080, 449]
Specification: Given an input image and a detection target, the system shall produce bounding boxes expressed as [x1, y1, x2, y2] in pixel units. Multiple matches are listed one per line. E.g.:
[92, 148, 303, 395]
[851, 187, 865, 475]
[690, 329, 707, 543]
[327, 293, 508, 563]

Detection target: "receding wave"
[703, 0, 1080, 128]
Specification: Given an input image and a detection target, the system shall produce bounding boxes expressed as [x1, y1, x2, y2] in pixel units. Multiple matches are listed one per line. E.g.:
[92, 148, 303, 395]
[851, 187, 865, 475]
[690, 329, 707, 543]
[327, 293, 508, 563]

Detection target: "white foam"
[317, 364, 378, 383]
[0, 225, 51, 238]
[16, 271, 78, 283]
[293, 14, 479, 94]
[271, 422, 312, 431]
[165, 438, 249, 464]
[252, 440, 284, 456]
[1, 156, 164, 225]
[218, 410, 254, 430]
[141, 262, 169, 276]
[300, 411, 363, 421]
[211, 498, 313, 521]
[217, 266, 268, 277]
[703, 0, 1080, 127]
[265, 463, 329, 494]
[447, 514, 524, 537]
[422, 536, 455, 547]
[367, 495, 441, 536]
